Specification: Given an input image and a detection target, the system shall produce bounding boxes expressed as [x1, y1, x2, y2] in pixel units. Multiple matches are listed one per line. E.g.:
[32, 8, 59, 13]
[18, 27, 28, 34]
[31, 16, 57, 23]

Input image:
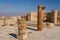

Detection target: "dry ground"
[0, 21, 60, 40]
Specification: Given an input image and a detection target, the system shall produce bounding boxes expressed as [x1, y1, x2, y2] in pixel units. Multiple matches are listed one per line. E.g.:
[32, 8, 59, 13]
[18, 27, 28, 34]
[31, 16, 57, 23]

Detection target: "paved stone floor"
[0, 24, 60, 40]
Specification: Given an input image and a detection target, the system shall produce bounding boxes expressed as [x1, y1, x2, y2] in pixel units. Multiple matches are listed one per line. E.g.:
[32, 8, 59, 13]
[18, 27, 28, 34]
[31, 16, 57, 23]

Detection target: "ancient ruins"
[26, 9, 60, 24]
[0, 5, 60, 40]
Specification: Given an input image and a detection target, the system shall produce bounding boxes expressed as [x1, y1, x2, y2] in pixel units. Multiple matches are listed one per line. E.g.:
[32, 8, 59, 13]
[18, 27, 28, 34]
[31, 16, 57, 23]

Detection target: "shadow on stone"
[2, 25, 4, 26]
[10, 24, 14, 26]
[9, 33, 17, 38]
[26, 27, 37, 31]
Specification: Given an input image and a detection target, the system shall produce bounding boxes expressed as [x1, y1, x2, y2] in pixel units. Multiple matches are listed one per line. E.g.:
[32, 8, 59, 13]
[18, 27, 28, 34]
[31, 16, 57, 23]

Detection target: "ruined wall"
[45, 12, 51, 22]
[0, 16, 21, 25]
[46, 10, 58, 23]
[26, 13, 31, 21]
[26, 12, 46, 22]
[46, 10, 60, 23]
[57, 12, 60, 23]
[30, 12, 37, 21]
[50, 10, 57, 23]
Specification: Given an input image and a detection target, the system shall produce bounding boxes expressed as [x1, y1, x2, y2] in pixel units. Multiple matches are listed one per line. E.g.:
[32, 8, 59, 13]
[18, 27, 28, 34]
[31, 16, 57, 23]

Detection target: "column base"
[37, 26, 44, 31]
[17, 34, 27, 40]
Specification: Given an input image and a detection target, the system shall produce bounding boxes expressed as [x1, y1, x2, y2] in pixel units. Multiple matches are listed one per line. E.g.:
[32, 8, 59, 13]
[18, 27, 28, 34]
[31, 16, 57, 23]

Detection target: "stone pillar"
[37, 5, 45, 31]
[18, 16, 27, 40]
[51, 10, 57, 23]
[54, 10, 57, 23]
[4, 19, 8, 26]
[16, 16, 18, 24]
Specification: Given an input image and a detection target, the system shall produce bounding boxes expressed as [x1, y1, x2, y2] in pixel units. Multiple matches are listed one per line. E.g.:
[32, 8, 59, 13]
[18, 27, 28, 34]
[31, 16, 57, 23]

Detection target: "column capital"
[38, 5, 45, 10]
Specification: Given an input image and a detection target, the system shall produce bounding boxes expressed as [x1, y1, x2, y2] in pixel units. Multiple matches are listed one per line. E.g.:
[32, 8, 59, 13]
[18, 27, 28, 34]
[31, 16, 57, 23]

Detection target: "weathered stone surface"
[46, 23, 54, 28]
[4, 19, 8, 26]
[37, 5, 45, 31]
[18, 17, 27, 40]
[51, 10, 57, 23]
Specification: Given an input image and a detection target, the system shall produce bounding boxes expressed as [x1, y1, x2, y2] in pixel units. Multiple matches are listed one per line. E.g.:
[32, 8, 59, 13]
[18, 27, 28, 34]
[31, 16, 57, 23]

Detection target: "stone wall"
[57, 12, 60, 23]
[0, 16, 21, 25]
[30, 12, 37, 21]
[26, 13, 31, 21]
[46, 10, 60, 23]
[26, 12, 47, 22]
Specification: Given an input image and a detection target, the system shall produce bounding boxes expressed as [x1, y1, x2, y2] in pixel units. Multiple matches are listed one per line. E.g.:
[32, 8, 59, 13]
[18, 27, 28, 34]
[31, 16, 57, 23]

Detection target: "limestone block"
[46, 23, 54, 28]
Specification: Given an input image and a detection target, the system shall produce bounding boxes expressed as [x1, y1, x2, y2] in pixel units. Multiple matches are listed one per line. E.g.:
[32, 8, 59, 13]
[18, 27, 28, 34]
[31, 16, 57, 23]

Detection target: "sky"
[0, 0, 60, 16]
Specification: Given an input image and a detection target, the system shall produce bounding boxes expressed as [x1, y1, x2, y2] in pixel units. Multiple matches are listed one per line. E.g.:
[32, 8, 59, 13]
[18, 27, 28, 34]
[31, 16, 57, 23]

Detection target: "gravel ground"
[0, 24, 60, 40]
[26, 26, 60, 40]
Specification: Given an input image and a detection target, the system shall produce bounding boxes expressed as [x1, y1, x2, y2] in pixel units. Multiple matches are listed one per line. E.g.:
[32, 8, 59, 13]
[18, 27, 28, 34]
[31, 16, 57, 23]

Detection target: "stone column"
[16, 16, 18, 24]
[4, 19, 8, 26]
[51, 10, 57, 23]
[18, 16, 27, 40]
[37, 5, 45, 31]
[54, 10, 57, 23]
